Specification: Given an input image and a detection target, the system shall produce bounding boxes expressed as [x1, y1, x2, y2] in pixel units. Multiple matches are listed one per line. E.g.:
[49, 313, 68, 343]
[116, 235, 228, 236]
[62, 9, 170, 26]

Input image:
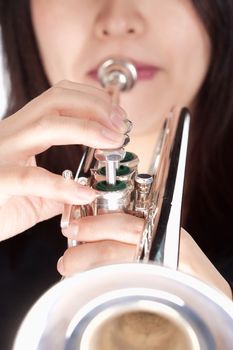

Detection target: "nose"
[94, 1, 145, 39]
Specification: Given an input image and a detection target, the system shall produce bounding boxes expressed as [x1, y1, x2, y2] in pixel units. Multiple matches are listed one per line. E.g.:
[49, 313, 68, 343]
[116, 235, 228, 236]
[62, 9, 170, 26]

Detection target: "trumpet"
[60, 57, 188, 270]
[13, 58, 233, 350]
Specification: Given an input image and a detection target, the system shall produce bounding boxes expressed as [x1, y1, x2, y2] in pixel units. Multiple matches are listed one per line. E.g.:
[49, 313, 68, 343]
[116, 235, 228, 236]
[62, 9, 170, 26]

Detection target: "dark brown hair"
[0, 0, 82, 174]
[184, 0, 233, 272]
[0, 0, 233, 273]
[0, 0, 49, 112]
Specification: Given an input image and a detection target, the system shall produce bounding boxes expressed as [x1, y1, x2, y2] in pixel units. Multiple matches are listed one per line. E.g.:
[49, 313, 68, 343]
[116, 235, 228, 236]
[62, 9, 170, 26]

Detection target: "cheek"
[172, 36, 210, 107]
[166, 12, 211, 106]
[30, 1, 54, 48]
[30, 1, 86, 84]
[125, 4, 211, 134]
[30, 1, 59, 80]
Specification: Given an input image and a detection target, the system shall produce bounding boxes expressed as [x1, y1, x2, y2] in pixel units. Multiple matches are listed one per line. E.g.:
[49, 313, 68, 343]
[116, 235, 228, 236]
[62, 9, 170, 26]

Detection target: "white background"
[0, 44, 7, 118]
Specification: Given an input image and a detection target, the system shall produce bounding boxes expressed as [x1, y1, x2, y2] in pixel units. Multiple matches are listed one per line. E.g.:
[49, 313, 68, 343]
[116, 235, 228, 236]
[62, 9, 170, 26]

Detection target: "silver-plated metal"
[134, 174, 153, 216]
[148, 115, 171, 176]
[92, 185, 133, 215]
[61, 170, 77, 248]
[92, 166, 136, 187]
[61, 173, 90, 248]
[135, 108, 190, 268]
[62, 169, 73, 180]
[13, 264, 233, 350]
[94, 148, 126, 164]
[79, 148, 95, 178]
[98, 58, 137, 91]
[135, 173, 154, 186]
[61, 170, 73, 228]
[120, 151, 139, 171]
[41, 59, 215, 350]
[70, 58, 136, 187]
[94, 148, 126, 185]
[105, 154, 120, 186]
[157, 111, 190, 269]
[60, 58, 137, 249]
[60, 61, 190, 269]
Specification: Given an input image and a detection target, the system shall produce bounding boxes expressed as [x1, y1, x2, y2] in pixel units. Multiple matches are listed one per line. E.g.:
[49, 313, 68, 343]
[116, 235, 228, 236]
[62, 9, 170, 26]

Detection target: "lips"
[87, 59, 159, 81]
[134, 64, 158, 80]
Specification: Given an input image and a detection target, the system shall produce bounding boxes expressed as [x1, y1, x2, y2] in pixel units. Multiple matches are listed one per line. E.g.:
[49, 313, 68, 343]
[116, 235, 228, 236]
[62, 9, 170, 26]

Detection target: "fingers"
[34, 82, 127, 131]
[0, 80, 129, 162]
[59, 212, 143, 277]
[1, 115, 126, 161]
[57, 241, 136, 277]
[54, 80, 112, 103]
[0, 165, 96, 206]
[62, 213, 144, 244]
[26, 116, 127, 154]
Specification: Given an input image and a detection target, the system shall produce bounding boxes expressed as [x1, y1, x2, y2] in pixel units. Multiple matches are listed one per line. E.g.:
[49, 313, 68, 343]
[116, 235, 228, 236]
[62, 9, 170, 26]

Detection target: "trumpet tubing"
[61, 58, 190, 268]
[13, 58, 233, 349]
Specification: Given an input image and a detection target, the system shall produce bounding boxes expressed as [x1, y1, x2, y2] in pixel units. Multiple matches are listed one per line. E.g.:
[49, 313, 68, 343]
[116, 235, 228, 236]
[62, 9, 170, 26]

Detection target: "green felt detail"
[98, 165, 130, 176]
[121, 152, 133, 162]
[95, 180, 127, 192]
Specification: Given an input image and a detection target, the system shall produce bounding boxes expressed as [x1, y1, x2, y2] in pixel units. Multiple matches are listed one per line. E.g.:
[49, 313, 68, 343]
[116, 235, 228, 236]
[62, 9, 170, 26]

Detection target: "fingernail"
[123, 134, 130, 146]
[62, 223, 79, 238]
[70, 223, 79, 238]
[125, 120, 133, 133]
[101, 127, 124, 144]
[57, 256, 64, 275]
[111, 105, 127, 120]
[111, 111, 133, 134]
[110, 111, 128, 133]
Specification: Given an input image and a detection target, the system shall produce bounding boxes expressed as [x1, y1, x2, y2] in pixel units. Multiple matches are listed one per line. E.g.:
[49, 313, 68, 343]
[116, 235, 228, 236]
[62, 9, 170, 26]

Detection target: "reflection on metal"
[14, 264, 233, 350]
[13, 58, 233, 349]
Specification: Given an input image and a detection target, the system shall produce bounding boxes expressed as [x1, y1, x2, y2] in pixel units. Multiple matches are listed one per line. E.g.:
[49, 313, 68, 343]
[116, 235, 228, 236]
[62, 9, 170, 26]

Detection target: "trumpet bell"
[13, 263, 233, 350]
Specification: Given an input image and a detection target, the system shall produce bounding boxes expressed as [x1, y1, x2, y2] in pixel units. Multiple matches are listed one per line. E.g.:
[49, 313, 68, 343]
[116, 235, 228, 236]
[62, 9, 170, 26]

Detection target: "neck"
[125, 128, 160, 173]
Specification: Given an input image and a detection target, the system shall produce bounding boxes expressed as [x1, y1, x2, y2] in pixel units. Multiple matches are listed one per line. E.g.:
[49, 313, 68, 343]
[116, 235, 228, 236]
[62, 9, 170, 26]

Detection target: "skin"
[30, 0, 211, 171]
[0, 81, 127, 239]
[0, 0, 231, 298]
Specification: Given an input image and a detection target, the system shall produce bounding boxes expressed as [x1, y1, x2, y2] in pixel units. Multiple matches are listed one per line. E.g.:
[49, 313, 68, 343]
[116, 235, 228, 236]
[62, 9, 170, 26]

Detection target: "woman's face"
[30, 0, 211, 136]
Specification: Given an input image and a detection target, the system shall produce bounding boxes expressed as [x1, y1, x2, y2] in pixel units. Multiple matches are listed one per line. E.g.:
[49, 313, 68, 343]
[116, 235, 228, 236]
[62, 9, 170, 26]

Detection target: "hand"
[58, 213, 232, 299]
[59, 212, 143, 271]
[0, 80, 128, 240]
